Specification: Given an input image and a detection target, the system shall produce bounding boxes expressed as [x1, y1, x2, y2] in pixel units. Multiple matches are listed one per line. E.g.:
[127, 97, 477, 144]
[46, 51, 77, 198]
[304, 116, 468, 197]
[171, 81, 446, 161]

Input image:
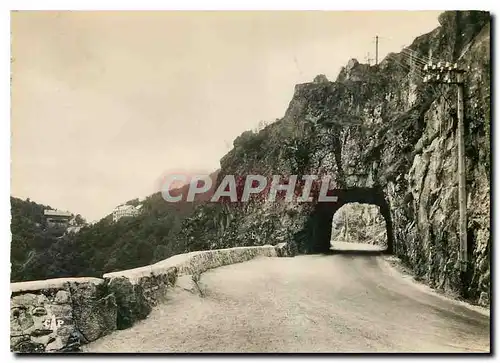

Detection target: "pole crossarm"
[422, 61, 467, 84]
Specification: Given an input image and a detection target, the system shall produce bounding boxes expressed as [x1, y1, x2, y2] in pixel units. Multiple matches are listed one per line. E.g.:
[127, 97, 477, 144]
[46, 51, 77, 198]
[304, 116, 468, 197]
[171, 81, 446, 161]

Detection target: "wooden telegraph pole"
[423, 61, 468, 271]
[456, 72, 468, 271]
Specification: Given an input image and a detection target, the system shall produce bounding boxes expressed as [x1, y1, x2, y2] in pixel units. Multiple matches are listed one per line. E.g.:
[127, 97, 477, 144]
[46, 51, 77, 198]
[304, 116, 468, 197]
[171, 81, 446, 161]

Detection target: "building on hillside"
[44, 209, 72, 227]
[112, 204, 143, 222]
[44, 209, 72, 234]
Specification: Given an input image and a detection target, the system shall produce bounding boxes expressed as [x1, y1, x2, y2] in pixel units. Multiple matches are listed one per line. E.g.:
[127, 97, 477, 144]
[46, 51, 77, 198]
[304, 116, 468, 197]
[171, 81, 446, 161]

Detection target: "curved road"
[85, 243, 490, 353]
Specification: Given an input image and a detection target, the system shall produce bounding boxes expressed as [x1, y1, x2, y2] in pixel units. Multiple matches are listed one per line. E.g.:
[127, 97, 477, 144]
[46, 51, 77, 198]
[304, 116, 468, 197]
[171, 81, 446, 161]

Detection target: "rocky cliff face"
[181, 11, 490, 306]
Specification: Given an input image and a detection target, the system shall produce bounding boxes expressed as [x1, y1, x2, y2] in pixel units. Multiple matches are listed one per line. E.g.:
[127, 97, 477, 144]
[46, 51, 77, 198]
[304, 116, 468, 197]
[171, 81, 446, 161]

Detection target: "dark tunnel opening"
[296, 187, 394, 255]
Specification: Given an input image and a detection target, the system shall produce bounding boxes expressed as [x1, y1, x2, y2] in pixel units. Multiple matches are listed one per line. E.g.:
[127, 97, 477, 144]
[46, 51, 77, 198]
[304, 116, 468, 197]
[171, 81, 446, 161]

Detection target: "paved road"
[85, 243, 490, 353]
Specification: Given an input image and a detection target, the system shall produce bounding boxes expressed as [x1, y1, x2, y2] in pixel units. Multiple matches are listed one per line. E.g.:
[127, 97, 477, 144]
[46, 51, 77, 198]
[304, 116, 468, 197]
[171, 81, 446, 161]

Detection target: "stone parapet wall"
[10, 244, 292, 353]
[10, 278, 113, 353]
[105, 245, 278, 280]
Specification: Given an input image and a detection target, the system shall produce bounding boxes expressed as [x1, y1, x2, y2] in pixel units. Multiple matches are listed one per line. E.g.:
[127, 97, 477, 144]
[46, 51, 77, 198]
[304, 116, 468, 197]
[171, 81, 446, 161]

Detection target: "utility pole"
[375, 35, 379, 65]
[423, 61, 468, 271]
[365, 52, 374, 66]
[456, 72, 467, 270]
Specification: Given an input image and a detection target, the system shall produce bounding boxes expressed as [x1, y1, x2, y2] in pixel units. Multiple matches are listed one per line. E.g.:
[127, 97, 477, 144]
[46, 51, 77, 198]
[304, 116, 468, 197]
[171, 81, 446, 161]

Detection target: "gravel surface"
[85, 243, 490, 353]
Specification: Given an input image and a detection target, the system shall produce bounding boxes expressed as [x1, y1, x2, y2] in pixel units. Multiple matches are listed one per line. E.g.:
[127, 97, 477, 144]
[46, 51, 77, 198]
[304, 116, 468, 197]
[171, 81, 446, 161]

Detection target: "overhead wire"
[401, 49, 430, 65]
[374, 40, 457, 135]
[386, 47, 453, 139]
[400, 48, 456, 109]
[400, 49, 457, 137]
[401, 47, 436, 65]
[387, 51, 427, 82]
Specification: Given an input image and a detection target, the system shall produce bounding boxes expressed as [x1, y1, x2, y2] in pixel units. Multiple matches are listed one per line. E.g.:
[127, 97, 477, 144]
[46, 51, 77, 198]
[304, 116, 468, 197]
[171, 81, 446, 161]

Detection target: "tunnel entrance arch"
[296, 187, 394, 254]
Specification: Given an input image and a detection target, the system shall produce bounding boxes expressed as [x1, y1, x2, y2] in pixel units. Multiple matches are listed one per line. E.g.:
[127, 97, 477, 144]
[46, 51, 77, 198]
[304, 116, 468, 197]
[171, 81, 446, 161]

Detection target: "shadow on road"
[325, 249, 386, 256]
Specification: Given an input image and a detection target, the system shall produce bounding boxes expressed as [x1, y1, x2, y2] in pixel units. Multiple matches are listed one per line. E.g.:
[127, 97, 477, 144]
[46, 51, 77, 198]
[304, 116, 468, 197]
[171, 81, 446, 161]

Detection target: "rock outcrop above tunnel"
[180, 11, 490, 305]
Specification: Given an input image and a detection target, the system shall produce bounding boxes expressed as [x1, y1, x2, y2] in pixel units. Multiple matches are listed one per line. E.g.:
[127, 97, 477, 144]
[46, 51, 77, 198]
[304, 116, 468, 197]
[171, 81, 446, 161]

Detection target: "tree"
[74, 214, 86, 225]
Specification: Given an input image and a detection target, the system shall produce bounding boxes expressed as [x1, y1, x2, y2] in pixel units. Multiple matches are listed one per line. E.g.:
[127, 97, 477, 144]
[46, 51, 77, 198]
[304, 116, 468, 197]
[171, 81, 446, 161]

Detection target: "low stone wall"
[10, 277, 115, 353]
[10, 244, 291, 353]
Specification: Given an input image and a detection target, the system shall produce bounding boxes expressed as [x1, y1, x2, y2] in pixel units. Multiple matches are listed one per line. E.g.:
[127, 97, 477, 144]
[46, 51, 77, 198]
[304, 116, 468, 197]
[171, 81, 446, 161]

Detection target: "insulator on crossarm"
[454, 62, 458, 69]
[424, 64, 428, 71]
[437, 61, 442, 68]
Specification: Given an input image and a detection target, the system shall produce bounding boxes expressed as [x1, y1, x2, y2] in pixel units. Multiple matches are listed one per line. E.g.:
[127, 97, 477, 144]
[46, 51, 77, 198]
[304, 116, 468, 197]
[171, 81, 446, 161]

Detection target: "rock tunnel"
[295, 187, 394, 255]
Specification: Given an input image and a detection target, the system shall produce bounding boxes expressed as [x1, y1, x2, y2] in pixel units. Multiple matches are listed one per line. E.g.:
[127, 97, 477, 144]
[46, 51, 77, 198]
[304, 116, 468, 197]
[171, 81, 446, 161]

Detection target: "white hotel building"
[112, 204, 142, 222]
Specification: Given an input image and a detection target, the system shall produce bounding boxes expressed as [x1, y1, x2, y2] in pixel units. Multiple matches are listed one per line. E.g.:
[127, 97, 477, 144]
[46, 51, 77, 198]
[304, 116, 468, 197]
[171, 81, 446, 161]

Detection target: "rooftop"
[44, 209, 72, 217]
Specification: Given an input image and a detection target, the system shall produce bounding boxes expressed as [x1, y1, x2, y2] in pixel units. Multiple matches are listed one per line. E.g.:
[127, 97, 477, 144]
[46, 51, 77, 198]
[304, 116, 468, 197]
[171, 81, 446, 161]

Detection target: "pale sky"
[11, 11, 441, 221]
